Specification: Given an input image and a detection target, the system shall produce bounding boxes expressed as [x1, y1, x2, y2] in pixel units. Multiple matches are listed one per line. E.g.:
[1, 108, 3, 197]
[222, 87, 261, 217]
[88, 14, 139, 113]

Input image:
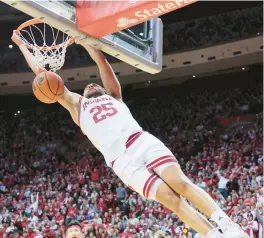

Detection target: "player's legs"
[114, 165, 218, 236]
[154, 181, 215, 237]
[111, 150, 219, 237]
[141, 133, 219, 218]
[140, 132, 248, 238]
[154, 161, 249, 238]
[156, 164, 219, 218]
[113, 132, 247, 237]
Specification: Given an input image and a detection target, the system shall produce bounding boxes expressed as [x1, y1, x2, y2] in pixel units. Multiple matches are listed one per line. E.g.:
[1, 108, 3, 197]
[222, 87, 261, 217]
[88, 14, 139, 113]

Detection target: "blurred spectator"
[163, 5, 263, 53]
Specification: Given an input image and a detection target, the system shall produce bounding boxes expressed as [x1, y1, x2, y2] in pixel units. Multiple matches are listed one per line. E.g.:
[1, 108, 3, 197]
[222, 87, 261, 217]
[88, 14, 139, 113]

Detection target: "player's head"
[83, 83, 106, 98]
[66, 220, 83, 238]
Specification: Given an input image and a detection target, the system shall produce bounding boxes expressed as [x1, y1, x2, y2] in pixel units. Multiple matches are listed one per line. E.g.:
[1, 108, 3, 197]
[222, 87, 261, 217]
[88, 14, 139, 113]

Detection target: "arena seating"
[0, 70, 262, 237]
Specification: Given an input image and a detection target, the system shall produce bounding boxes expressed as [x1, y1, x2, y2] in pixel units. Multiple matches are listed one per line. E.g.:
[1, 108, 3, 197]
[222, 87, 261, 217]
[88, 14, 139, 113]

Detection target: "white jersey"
[78, 95, 142, 164]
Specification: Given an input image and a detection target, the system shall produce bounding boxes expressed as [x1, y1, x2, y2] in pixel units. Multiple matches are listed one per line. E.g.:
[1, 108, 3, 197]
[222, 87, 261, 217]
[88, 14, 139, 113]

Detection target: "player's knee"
[155, 183, 181, 213]
[166, 190, 181, 213]
[166, 174, 190, 196]
[176, 177, 190, 196]
[161, 165, 191, 196]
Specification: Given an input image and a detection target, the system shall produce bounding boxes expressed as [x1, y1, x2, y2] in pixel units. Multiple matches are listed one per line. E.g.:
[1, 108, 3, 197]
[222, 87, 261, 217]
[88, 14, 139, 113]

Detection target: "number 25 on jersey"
[90, 102, 118, 124]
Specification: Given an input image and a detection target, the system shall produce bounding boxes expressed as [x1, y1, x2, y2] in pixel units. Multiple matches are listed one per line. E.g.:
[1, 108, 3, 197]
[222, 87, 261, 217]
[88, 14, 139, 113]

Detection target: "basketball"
[32, 71, 64, 104]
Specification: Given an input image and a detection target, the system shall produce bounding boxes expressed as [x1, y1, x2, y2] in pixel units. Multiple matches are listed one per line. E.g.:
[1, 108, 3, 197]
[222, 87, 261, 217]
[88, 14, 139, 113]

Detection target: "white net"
[19, 22, 72, 72]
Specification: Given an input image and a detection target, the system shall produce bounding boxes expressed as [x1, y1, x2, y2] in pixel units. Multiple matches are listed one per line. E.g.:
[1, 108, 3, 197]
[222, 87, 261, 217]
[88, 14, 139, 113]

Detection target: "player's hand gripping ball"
[32, 71, 64, 104]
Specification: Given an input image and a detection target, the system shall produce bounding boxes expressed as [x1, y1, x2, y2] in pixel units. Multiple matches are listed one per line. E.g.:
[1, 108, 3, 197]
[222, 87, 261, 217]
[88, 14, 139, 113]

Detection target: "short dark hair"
[66, 220, 82, 231]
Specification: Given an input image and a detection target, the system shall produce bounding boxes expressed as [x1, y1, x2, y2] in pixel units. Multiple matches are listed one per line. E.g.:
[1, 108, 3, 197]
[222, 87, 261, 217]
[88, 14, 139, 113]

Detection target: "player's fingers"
[13, 30, 21, 36]
[12, 30, 17, 37]
[74, 38, 81, 45]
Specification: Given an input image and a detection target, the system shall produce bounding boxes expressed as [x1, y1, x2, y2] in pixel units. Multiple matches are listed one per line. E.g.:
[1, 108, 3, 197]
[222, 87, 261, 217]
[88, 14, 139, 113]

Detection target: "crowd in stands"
[0, 72, 262, 237]
[163, 5, 263, 53]
[0, 5, 262, 73]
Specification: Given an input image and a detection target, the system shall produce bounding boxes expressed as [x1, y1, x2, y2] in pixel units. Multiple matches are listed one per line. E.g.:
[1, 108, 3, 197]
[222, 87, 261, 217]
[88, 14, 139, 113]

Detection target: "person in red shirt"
[90, 168, 100, 183]
[97, 198, 107, 213]
[55, 211, 64, 225]
[77, 167, 86, 186]
[67, 204, 78, 218]
[247, 214, 258, 238]
[225, 196, 234, 215]
[257, 161, 263, 174]
[103, 212, 111, 224]
[42, 224, 56, 238]
[241, 218, 254, 238]
[244, 192, 253, 206]
[105, 189, 114, 208]
[25, 228, 37, 238]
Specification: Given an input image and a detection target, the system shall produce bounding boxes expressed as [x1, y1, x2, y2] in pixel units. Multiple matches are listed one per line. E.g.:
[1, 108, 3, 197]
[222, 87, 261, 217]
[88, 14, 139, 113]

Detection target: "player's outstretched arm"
[58, 87, 81, 126]
[11, 30, 46, 75]
[75, 40, 122, 100]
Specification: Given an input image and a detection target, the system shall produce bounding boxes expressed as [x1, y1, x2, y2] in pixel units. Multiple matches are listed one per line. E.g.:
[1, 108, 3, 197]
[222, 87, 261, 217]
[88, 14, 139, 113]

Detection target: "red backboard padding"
[76, 0, 198, 38]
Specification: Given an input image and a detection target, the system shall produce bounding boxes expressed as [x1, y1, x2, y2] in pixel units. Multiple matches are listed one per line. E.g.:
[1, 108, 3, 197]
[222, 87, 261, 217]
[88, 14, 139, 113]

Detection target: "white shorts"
[111, 131, 179, 200]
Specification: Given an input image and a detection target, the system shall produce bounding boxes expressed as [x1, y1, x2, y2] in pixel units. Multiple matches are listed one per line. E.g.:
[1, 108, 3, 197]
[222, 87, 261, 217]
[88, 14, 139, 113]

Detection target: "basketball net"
[18, 19, 74, 72]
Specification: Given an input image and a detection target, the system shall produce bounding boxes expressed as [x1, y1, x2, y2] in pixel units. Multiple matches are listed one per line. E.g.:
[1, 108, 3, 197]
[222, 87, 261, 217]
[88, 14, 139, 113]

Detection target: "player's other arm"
[58, 87, 81, 126]
[76, 41, 122, 100]
[11, 30, 46, 75]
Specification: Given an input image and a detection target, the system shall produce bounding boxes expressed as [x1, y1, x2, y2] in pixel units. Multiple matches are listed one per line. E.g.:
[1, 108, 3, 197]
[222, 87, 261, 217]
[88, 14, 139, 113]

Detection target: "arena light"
[193, 75, 196, 78]
[14, 113, 17, 116]
[9, 45, 13, 49]
[17, 111, 20, 114]
[242, 68, 245, 71]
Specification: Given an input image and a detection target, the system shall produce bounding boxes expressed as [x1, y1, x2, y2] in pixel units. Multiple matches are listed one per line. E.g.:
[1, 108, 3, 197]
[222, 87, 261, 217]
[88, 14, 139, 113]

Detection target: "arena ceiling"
[0, 1, 262, 41]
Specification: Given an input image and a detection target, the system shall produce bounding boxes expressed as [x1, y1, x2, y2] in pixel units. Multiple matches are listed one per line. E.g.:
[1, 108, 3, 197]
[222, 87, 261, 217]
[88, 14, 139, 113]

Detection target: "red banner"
[217, 114, 257, 128]
[76, 0, 198, 38]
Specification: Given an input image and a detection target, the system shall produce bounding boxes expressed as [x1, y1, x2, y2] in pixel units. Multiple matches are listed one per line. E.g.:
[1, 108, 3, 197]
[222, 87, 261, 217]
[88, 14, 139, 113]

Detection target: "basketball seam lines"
[34, 79, 53, 101]
[54, 74, 63, 96]
[56, 91, 64, 96]
[45, 72, 57, 103]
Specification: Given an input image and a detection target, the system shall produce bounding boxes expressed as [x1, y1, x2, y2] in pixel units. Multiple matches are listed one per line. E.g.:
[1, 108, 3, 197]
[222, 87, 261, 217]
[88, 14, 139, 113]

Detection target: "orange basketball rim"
[17, 18, 75, 51]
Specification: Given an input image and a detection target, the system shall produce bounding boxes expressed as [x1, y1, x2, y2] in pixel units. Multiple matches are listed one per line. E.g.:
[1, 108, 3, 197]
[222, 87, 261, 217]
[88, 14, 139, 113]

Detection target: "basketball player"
[12, 30, 248, 238]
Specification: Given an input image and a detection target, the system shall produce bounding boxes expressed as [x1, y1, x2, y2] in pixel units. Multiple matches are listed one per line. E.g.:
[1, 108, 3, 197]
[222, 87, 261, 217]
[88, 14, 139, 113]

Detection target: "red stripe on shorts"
[126, 132, 142, 148]
[143, 174, 155, 197]
[146, 155, 176, 170]
[111, 132, 142, 169]
[143, 174, 159, 198]
[147, 158, 177, 171]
